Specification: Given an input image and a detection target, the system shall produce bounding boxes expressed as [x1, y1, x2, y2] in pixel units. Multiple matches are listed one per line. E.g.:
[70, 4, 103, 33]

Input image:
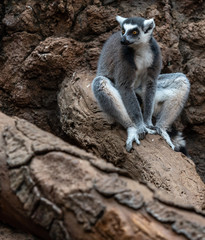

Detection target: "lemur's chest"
[133, 47, 153, 88]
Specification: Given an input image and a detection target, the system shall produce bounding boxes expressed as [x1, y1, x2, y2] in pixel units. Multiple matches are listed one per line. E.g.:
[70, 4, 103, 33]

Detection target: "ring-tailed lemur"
[92, 16, 190, 153]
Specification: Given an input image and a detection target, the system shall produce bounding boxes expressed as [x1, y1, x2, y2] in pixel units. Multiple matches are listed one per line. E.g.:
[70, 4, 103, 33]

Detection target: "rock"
[1, 0, 205, 238]
[0, 0, 204, 163]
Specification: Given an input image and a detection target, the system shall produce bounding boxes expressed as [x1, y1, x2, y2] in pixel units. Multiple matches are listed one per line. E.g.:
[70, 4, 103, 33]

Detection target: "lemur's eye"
[122, 29, 125, 35]
[133, 31, 137, 35]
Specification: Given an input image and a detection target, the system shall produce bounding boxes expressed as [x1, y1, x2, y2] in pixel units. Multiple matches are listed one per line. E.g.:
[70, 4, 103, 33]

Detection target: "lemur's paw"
[136, 125, 147, 140]
[154, 126, 163, 135]
[145, 124, 158, 132]
[155, 127, 175, 150]
[145, 127, 156, 135]
[145, 121, 154, 129]
[137, 125, 156, 139]
[126, 127, 140, 152]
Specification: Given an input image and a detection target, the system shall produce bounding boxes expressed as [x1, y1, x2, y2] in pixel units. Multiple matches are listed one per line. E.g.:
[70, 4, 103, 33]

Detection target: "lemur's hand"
[126, 125, 156, 152]
[154, 126, 175, 150]
[126, 127, 140, 152]
[139, 122, 156, 137]
[144, 126, 156, 135]
[137, 124, 152, 139]
[144, 120, 155, 130]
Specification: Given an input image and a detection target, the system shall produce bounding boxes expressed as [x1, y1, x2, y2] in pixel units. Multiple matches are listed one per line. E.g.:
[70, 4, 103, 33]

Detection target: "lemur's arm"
[143, 38, 162, 127]
[118, 87, 143, 125]
[118, 85, 156, 151]
[143, 76, 157, 127]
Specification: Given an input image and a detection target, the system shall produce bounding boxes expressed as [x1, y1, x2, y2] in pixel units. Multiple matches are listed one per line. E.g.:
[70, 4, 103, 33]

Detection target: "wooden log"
[0, 222, 39, 240]
[58, 71, 205, 210]
[0, 112, 205, 240]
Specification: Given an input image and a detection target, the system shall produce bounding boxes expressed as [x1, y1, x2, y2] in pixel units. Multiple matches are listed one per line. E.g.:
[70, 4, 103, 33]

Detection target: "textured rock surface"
[0, 0, 204, 167]
[0, 1, 205, 238]
[0, 112, 205, 240]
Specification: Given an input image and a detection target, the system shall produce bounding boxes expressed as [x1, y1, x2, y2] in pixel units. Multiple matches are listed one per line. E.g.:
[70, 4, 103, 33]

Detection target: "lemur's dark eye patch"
[128, 28, 139, 36]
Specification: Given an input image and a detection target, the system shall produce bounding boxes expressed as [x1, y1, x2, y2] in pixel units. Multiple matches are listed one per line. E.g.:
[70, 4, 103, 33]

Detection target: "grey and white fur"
[92, 16, 190, 153]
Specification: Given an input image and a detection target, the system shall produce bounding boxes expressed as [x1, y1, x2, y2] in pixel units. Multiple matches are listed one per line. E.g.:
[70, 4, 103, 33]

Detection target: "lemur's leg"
[153, 73, 190, 149]
[92, 76, 134, 128]
[92, 76, 155, 151]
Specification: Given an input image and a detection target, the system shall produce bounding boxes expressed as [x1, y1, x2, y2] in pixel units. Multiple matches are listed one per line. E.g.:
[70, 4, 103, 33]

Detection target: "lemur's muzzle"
[121, 36, 131, 45]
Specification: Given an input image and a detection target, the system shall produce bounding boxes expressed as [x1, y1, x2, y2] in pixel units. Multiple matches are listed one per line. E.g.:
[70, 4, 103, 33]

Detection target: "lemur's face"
[116, 16, 155, 46]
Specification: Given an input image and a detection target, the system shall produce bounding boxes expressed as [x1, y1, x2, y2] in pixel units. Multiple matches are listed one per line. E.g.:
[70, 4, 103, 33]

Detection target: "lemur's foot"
[126, 127, 140, 152]
[155, 127, 175, 150]
[144, 122, 157, 135]
[145, 127, 156, 135]
[126, 126, 156, 152]
[137, 124, 156, 139]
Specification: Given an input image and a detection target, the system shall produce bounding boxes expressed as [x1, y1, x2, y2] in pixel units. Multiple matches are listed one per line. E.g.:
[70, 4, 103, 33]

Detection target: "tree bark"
[58, 71, 205, 210]
[0, 112, 205, 240]
[0, 222, 39, 240]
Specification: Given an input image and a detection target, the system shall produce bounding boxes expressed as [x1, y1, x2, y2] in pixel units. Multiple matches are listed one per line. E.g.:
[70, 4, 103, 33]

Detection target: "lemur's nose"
[121, 36, 130, 45]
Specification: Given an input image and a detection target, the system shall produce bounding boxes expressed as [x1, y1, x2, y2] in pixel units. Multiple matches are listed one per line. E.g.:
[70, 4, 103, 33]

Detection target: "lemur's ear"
[143, 19, 155, 34]
[116, 16, 127, 26]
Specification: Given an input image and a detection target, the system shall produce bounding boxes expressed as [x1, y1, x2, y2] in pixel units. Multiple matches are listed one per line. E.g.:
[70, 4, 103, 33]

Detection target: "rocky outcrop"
[0, 1, 205, 237]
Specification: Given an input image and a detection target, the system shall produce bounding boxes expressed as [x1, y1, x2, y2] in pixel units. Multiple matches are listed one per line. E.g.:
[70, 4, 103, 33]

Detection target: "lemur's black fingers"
[146, 128, 156, 135]
[138, 131, 146, 140]
[126, 143, 132, 152]
[126, 137, 140, 152]
[154, 126, 163, 135]
[126, 127, 141, 152]
[148, 125, 157, 130]
[155, 127, 175, 150]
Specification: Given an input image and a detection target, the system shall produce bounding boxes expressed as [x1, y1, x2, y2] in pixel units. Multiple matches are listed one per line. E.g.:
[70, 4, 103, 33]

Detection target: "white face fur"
[116, 16, 155, 45]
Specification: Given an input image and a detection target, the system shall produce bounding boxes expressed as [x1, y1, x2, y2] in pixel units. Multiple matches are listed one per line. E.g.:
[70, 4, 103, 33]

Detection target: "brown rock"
[0, 2, 205, 238]
[0, 0, 204, 163]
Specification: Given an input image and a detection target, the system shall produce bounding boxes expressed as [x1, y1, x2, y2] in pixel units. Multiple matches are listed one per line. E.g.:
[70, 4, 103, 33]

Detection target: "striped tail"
[167, 127, 190, 157]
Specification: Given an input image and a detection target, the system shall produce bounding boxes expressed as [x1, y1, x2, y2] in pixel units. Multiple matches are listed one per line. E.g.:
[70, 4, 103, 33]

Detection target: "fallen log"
[0, 222, 38, 240]
[58, 71, 205, 210]
[0, 112, 205, 240]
